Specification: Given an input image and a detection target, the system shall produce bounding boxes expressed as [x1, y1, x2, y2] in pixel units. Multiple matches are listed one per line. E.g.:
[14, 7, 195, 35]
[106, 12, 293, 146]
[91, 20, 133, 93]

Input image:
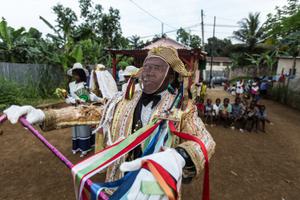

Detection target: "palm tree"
[233, 12, 265, 50]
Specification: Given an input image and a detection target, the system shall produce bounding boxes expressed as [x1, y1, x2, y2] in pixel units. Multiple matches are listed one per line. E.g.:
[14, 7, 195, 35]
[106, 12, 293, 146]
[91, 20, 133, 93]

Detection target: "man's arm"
[176, 105, 216, 180]
[41, 105, 103, 131]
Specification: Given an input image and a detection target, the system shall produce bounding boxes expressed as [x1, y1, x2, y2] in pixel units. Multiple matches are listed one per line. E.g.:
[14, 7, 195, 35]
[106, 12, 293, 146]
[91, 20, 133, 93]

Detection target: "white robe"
[89, 70, 118, 99]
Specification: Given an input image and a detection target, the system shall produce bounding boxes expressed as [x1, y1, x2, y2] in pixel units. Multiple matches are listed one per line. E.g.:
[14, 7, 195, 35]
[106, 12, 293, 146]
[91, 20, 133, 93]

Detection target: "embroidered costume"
[39, 47, 216, 198]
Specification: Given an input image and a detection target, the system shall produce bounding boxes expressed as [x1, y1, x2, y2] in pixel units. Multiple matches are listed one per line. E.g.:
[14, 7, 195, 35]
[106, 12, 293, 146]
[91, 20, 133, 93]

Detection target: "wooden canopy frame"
[107, 48, 206, 81]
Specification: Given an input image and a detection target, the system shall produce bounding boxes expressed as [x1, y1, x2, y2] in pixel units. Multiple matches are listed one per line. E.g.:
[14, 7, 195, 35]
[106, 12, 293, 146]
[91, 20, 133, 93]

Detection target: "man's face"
[141, 57, 169, 94]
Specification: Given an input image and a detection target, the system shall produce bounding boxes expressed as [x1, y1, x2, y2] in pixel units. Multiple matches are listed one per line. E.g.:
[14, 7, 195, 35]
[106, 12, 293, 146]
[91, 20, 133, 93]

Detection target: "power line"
[204, 23, 239, 28]
[139, 22, 238, 39]
[128, 0, 176, 30]
[205, 15, 239, 23]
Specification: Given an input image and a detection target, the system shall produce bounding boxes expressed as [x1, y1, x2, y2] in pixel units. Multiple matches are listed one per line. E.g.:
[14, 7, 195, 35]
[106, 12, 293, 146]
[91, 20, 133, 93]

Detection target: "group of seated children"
[195, 96, 271, 132]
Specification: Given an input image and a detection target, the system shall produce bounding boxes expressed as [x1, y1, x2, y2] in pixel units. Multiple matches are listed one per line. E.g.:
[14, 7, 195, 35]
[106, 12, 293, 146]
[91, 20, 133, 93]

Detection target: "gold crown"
[147, 46, 191, 77]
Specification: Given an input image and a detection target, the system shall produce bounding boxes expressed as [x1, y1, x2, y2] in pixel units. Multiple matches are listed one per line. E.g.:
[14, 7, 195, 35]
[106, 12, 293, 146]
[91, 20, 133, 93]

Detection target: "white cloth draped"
[89, 70, 118, 99]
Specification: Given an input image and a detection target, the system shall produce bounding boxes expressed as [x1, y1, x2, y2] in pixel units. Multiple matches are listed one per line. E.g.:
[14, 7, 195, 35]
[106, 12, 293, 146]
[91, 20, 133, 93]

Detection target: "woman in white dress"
[66, 63, 94, 157]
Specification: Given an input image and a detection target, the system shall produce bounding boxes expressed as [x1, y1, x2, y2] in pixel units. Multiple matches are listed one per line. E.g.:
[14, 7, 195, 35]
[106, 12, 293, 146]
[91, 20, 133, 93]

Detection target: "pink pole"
[0, 115, 108, 200]
[0, 115, 7, 123]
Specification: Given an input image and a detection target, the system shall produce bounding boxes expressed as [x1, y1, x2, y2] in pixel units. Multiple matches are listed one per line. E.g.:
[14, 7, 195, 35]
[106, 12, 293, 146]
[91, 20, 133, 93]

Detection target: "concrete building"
[203, 57, 232, 81]
[276, 56, 300, 91]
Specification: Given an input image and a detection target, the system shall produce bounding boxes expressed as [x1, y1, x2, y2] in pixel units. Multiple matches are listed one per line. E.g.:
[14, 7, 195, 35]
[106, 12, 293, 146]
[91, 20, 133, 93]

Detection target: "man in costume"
[4, 46, 215, 199]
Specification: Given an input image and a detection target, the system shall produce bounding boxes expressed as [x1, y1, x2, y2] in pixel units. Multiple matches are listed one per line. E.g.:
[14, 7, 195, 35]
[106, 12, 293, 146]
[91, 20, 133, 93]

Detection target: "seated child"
[195, 96, 205, 118]
[204, 98, 214, 125]
[231, 85, 236, 96]
[213, 98, 221, 124]
[257, 105, 271, 132]
[244, 100, 259, 132]
[219, 98, 232, 127]
[231, 97, 244, 131]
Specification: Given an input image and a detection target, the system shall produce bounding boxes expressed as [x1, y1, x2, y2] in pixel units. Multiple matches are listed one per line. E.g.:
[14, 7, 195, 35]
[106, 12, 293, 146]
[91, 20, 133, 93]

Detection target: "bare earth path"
[1, 88, 299, 200]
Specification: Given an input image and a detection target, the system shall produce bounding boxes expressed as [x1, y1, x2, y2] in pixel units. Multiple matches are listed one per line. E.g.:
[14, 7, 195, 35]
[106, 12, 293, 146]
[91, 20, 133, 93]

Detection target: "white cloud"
[0, 0, 287, 41]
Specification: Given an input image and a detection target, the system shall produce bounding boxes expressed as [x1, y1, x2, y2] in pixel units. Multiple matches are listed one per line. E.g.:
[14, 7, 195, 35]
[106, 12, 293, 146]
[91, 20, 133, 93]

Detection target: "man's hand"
[3, 105, 45, 124]
[119, 148, 185, 199]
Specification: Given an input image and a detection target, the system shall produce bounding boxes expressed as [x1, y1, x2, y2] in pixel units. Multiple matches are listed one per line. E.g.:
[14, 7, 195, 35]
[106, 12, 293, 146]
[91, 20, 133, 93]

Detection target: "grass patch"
[0, 77, 61, 111]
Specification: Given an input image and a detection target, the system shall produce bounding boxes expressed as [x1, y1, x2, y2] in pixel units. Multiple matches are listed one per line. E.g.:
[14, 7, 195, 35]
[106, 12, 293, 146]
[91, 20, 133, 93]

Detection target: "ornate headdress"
[146, 46, 192, 109]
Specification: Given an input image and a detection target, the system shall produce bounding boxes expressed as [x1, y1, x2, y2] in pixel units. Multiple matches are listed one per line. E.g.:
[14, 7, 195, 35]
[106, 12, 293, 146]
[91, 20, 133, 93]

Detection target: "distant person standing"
[236, 79, 244, 96]
[251, 82, 260, 101]
[260, 80, 268, 97]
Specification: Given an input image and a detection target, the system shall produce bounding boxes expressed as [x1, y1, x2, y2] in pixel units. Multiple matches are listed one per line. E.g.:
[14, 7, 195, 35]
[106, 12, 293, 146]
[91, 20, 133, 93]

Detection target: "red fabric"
[142, 159, 178, 197]
[196, 103, 205, 112]
[78, 121, 162, 197]
[168, 121, 210, 200]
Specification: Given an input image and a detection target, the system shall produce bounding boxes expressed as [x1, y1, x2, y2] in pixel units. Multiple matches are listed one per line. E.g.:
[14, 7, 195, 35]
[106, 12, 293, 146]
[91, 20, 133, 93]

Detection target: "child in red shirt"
[195, 96, 205, 117]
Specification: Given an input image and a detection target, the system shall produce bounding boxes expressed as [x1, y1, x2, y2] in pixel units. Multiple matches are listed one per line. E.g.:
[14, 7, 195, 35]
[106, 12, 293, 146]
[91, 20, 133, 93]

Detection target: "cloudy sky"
[0, 0, 287, 42]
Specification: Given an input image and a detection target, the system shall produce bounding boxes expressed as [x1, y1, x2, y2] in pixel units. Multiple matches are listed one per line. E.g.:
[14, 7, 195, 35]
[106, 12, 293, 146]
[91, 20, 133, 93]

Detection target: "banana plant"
[246, 53, 264, 75]
[0, 18, 27, 62]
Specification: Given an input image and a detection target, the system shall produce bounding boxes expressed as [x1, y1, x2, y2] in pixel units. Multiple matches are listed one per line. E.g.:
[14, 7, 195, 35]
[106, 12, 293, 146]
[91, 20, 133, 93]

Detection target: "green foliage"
[37, 0, 129, 68]
[233, 12, 266, 50]
[176, 28, 201, 48]
[264, 0, 300, 57]
[270, 84, 289, 104]
[0, 75, 66, 111]
[128, 35, 144, 49]
[71, 45, 83, 62]
[0, 77, 21, 110]
[205, 37, 232, 56]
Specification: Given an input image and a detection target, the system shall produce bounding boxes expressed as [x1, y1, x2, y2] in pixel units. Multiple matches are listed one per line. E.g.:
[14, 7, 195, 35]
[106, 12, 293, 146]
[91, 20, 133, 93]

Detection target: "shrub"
[0, 77, 22, 110]
[0, 77, 60, 111]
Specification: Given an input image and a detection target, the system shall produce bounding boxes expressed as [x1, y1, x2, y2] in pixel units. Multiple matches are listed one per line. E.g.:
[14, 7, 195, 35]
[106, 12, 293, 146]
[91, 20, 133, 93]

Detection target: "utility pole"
[201, 10, 204, 46]
[189, 29, 191, 46]
[161, 23, 164, 37]
[209, 16, 216, 87]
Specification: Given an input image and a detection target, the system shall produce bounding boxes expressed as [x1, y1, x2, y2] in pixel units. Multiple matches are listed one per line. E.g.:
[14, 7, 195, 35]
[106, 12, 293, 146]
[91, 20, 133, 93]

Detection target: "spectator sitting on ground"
[204, 98, 214, 126]
[213, 98, 221, 124]
[231, 84, 236, 96]
[195, 96, 205, 118]
[257, 104, 272, 132]
[244, 100, 259, 132]
[224, 81, 230, 92]
[231, 97, 245, 132]
[219, 98, 232, 127]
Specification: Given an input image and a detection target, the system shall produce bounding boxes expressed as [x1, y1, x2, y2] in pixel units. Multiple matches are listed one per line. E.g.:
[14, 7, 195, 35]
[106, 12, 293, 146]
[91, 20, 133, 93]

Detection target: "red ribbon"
[168, 121, 210, 200]
[142, 159, 178, 199]
[77, 121, 161, 197]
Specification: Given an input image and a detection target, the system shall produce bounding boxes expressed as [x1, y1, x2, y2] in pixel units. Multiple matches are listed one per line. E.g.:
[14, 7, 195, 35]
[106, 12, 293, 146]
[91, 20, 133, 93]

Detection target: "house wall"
[277, 58, 300, 92]
[203, 61, 231, 80]
[277, 58, 300, 76]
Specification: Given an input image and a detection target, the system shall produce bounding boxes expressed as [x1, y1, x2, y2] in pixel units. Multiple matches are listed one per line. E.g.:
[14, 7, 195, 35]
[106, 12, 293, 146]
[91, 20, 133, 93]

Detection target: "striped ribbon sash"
[72, 119, 210, 200]
[71, 120, 162, 200]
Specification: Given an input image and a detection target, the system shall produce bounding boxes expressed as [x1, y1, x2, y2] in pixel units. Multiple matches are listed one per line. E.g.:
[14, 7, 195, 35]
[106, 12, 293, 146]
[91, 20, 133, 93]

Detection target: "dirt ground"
[0, 88, 299, 200]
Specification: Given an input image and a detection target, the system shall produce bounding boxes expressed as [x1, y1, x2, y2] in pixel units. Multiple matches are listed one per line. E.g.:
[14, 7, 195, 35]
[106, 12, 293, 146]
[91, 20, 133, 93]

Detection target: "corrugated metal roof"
[143, 37, 190, 50]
